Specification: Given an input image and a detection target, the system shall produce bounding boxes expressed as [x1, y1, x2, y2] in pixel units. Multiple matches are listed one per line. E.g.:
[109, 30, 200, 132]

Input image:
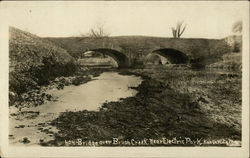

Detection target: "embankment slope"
[9, 27, 78, 104]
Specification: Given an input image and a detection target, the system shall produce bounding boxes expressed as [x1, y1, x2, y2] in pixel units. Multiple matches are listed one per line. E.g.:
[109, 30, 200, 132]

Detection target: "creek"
[9, 72, 142, 146]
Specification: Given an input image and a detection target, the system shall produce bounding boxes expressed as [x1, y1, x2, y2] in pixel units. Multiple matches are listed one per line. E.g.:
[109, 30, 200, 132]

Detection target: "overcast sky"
[1, 1, 247, 39]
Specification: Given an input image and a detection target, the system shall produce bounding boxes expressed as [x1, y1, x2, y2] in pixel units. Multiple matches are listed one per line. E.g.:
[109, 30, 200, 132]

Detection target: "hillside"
[9, 27, 75, 71]
[9, 27, 78, 102]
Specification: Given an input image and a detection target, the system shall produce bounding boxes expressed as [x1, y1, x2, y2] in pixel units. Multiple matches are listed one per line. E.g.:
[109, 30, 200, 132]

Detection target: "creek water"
[9, 72, 142, 146]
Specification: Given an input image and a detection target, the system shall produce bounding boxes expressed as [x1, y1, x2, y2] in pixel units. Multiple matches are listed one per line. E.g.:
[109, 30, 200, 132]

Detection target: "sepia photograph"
[0, 1, 249, 157]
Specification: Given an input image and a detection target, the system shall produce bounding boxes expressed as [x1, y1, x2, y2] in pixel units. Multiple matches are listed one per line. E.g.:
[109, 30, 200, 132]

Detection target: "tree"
[171, 21, 187, 38]
[232, 20, 242, 34]
[88, 23, 110, 38]
[87, 23, 110, 56]
[231, 20, 242, 52]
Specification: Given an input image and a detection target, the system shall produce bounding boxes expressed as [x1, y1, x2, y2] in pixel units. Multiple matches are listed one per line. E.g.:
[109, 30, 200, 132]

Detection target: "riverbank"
[9, 69, 142, 145]
[9, 68, 106, 145]
[48, 67, 241, 146]
[10, 68, 109, 109]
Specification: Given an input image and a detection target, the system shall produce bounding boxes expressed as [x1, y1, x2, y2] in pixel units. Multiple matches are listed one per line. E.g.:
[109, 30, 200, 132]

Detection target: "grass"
[9, 27, 79, 106]
[48, 67, 241, 146]
[206, 52, 242, 70]
[10, 68, 107, 108]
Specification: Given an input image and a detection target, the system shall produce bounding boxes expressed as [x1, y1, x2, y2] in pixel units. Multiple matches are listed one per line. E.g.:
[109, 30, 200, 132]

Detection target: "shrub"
[9, 27, 80, 106]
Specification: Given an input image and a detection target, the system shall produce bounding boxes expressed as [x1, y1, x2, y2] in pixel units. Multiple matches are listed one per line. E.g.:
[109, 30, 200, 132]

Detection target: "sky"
[1, 1, 247, 39]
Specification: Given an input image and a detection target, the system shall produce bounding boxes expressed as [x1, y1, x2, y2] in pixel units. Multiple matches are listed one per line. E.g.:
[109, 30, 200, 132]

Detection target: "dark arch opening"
[82, 48, 129, 68]
[145, 53, 166, 65]
[152, 48, 189, 64]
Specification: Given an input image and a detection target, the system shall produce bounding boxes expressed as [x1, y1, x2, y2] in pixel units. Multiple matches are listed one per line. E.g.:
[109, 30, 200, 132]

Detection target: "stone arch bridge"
[47, 36, 230, 68]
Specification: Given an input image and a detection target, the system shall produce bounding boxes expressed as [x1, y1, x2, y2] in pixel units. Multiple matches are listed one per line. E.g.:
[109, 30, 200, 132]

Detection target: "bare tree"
[87, 23, 110, 56]
[171, 21, 187, 38]
[88, 23, 110, 38]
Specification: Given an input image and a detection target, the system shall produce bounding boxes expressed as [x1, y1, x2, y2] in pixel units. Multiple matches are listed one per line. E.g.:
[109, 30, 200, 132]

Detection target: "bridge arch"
[82, 48, 129, 68]
[148, 48, 189, 64]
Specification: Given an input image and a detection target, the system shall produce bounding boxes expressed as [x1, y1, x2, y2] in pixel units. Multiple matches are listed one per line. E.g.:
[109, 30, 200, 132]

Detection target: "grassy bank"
[206, 52, 242, 70]
[9, 27, 79, 106]
[48, 67, 241, 146]
[10, 67, 109, 108]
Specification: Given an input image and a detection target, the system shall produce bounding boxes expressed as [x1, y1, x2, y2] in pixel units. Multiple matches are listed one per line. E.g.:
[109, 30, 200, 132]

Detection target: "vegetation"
[171, 21, 187, 38]
[210, 20, 243, 70]
[206, 52, 242, 70]
[9, 27, 79, 106]
[87, 23, 110, 38]
[49, 67, 241, 146]
[227, 20, 242, 52]
[9, 27, 242, 147]
[232, 20, 242, 34]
